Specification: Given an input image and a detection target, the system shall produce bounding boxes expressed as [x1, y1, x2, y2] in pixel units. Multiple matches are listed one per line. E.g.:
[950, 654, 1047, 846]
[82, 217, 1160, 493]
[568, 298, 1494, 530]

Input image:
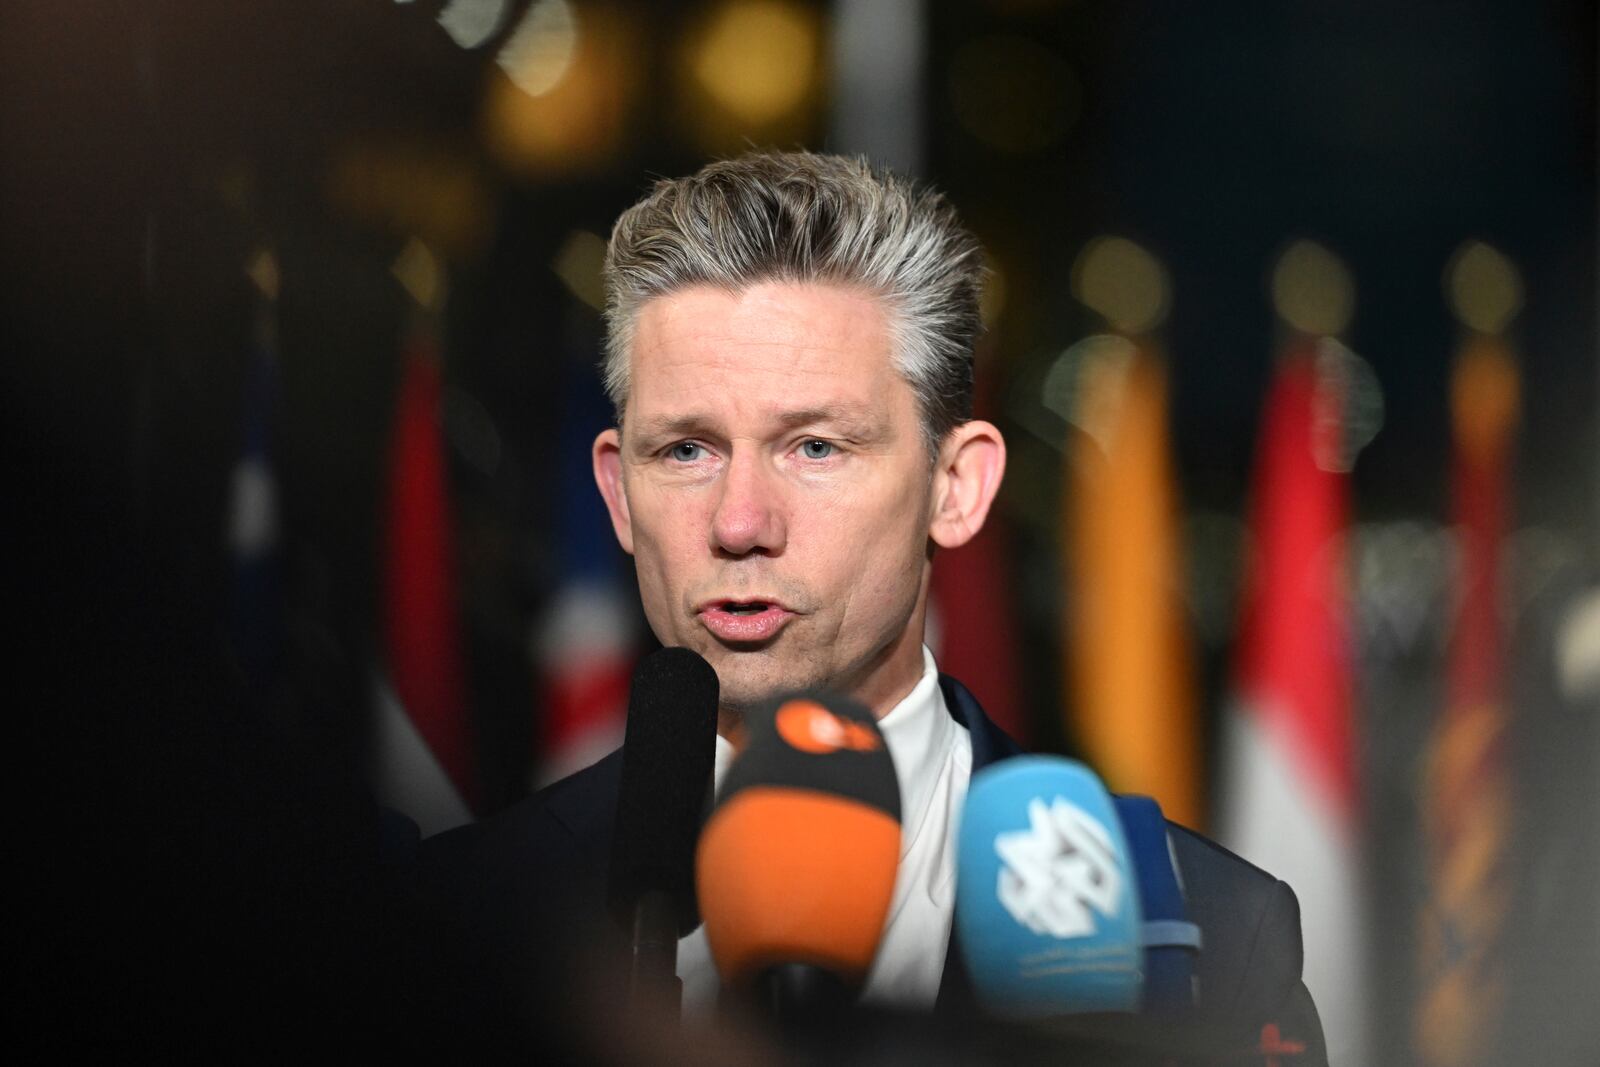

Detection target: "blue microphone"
[954, 756, 1144, 1017]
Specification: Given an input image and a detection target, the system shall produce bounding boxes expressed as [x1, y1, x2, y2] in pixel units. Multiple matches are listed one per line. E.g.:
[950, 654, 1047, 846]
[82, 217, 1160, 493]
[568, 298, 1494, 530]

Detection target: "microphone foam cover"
[955, 756, 1144, 1016]
[607, 646, 720, 934]
[696, 693, 901, 986]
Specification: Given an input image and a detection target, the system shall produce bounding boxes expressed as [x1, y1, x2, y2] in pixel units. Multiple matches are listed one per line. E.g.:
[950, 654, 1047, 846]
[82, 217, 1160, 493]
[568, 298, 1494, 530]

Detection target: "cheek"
[825, 488, 929, 611]
[625, 498, 699, 607]
[629, 547, 691, 645]
[631, 484, 708, 557]
[633, 529, 689, 595]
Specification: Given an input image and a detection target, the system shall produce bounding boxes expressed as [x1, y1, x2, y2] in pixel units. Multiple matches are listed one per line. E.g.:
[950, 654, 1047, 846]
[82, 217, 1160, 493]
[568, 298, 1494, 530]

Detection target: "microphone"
[954, 755, 1144, 1018]
[1111, 794, 1202, 1018]
[695, 692, 901, 1020]
[606, 646, 719, 1015]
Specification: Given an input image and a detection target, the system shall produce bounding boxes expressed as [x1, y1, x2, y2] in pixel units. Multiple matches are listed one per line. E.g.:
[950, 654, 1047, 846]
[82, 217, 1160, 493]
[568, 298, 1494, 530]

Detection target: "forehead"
[625, 282, 909, 425]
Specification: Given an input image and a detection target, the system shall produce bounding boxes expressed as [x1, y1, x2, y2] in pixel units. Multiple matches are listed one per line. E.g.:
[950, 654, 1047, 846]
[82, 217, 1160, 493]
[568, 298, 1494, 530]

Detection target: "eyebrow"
[630, 405, 888, 446]
[630, 414, 715, 444]
[774, 405, 884, 437]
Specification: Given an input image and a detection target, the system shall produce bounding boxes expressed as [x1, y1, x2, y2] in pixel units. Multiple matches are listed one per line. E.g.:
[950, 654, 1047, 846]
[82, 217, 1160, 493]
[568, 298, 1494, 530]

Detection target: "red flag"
[374, 336, 478, 832]
[929, 358, 1025, 744]
[1219, 340, 1366, 1062]
[1232, 347, 1357, 819]
[929, 516, 1025, 743]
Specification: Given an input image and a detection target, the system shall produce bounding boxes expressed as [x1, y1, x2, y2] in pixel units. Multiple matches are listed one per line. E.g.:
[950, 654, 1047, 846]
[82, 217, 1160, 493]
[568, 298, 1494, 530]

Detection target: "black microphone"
[606, 646, 719, 1017]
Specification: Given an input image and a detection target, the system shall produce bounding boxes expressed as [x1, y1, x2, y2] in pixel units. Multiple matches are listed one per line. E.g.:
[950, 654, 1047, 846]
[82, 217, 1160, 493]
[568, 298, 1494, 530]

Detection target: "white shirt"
[677, 647, 974, 1016]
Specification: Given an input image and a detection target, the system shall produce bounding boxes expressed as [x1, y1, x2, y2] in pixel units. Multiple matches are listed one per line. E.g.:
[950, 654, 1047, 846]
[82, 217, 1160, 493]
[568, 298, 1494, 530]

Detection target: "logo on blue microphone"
[956, 757, 1144, 1016]
[995, 796, 1124, 938]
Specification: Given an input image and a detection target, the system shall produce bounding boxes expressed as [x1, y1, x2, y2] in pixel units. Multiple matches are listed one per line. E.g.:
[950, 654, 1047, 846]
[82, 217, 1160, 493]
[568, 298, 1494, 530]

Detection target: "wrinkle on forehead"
[634, 284, 890, 369]
[624, 281, 908, 440]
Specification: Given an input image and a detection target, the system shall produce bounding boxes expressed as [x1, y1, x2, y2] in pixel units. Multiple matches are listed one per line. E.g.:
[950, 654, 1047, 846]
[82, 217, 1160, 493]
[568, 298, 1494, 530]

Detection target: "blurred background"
[5, 0, 1595, 1062]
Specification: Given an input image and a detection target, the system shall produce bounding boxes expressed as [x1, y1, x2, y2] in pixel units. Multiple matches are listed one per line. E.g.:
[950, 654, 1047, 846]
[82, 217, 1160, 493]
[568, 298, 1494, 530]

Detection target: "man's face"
[593, 282, 936, 721]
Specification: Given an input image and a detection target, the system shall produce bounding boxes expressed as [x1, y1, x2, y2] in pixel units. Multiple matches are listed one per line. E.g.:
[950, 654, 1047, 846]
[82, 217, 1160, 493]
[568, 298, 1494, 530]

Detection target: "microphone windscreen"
[955, 756, 1144, 1017]
[607, 646, 720, 934]
[696, 693, 901, 987]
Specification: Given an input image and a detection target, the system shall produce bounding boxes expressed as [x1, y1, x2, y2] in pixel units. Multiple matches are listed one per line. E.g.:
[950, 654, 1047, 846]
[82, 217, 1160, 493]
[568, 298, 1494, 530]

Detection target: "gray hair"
[601, 151, 984, 452]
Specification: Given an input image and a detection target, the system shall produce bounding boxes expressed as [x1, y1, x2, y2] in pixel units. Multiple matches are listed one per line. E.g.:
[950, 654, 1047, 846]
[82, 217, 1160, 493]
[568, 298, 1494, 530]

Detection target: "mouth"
[696, 598, 796, 644]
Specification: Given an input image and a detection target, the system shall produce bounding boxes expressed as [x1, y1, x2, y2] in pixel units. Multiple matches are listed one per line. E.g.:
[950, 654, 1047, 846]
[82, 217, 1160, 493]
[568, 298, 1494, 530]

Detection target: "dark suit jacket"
[420, 675, 1325, 1061]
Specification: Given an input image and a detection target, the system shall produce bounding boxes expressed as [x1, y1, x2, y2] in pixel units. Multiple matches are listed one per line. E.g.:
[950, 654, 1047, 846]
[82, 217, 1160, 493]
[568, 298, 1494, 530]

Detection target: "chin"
[706, 654, 826, 714]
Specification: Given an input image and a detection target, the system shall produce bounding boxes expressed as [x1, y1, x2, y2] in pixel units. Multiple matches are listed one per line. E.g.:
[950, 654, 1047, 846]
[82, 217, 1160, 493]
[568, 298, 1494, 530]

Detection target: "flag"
[1062, 340, 1201, 829]
[531, 366, 636, 786]
[929, 347, 1026, 745]
[1219, 340, 1366, 1063]
[1414, 335, 1519, 1066]
[929, 512, 1026, 744]
[373, 331, 478, 835]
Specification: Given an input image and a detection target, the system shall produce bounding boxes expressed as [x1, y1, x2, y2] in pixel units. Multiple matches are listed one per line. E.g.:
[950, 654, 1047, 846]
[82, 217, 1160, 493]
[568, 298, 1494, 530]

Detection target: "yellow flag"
[1063, 342, 1202, 829]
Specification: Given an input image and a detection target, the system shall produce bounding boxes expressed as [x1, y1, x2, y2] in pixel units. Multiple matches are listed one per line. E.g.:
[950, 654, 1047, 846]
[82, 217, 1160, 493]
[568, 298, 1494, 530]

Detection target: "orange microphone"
[695, 693, 901, 1020]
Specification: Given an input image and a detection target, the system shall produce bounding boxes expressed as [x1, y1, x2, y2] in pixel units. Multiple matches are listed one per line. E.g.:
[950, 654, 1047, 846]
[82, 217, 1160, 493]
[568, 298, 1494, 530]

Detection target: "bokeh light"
[392, 236, 444, 311]
[692, 0, 817, 125]
[677, 0, 822, 153]
[1271, 239, 1356, 337]
[496, 0, 579, 97]
[1445, 240, 1523, 335]
[1312, 339, 1385, 473]
[245, 246, 279, 303]
[482, 3, 639, 177]
[1071, 236, 1171, 335]
[437, 0, 511, 50]
[1041, 333, 1139, 441]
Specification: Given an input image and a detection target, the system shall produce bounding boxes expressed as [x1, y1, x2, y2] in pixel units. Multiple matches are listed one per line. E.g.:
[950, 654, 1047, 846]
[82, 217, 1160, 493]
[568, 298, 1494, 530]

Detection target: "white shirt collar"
[872, 645, 952, 858]
[709, 645, 950, 831]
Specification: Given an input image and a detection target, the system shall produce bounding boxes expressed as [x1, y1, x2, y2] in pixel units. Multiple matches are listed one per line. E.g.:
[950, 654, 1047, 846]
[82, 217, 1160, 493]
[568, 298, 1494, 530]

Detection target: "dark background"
[6, 1, 1594, 1060]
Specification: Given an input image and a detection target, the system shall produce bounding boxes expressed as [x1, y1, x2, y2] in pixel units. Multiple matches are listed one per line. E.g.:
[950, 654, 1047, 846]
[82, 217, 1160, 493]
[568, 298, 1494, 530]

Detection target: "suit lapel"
[935, 675, 1022, 1012]
[939, 674, 1023, 771]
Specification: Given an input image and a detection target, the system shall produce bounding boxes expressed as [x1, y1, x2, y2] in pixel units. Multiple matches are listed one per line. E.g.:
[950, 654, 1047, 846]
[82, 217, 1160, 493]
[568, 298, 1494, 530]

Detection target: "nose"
[710, 449, 787, 557]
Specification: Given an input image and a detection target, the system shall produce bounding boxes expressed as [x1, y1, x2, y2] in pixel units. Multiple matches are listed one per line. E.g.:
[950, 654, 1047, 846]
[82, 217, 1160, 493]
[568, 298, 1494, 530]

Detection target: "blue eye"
[800, 439, 834, 460]
[669, 441, 705, 462]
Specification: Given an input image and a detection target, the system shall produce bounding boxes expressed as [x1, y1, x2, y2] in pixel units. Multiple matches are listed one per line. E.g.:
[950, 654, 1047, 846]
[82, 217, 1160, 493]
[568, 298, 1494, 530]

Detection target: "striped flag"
[1062, 339, 1202, 829]
[1219, 341, 1367, 1063]
[531, 367, 636, 787]
[373, 331, 479, 835]
[1414, 335, 1519, 1066]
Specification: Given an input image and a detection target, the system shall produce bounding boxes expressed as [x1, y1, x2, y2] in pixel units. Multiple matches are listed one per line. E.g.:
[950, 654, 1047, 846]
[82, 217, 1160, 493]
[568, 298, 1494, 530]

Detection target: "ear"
[592, 427, 635, 555]
[929, 419, 1007, 549]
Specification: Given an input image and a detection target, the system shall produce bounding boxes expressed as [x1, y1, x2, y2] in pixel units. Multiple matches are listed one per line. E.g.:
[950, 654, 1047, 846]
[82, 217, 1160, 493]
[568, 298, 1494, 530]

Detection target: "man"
[424, 152, 1324, 1058]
